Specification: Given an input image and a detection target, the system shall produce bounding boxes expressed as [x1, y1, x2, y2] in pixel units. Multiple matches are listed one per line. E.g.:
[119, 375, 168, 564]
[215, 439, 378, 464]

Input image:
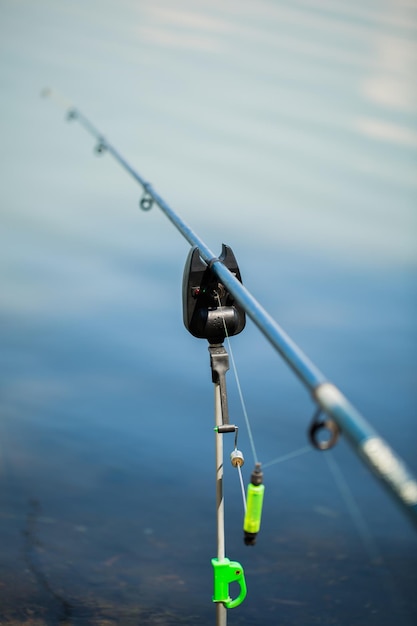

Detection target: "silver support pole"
[214, 381, 227, 626]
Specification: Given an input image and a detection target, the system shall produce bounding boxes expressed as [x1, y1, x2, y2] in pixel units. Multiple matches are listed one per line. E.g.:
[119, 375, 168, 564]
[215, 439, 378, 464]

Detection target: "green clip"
[211, 557, 247, 609]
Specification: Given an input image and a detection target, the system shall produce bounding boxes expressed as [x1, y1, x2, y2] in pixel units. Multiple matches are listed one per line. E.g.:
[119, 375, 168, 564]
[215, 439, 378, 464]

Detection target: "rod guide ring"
[140, 194, 153, 211]
[308, 413, 340, 450]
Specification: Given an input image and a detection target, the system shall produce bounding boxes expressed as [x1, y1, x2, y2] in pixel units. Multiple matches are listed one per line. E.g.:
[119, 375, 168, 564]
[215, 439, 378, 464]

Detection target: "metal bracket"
[209, 345, 230, 425]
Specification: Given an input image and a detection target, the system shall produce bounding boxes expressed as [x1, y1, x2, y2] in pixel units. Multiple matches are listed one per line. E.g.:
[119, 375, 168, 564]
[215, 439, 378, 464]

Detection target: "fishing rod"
[43, 86, 417, 544]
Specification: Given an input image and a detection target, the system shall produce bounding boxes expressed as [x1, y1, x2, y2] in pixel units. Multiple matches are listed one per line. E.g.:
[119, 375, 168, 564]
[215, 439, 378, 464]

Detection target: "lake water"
[0, 1, 416, 624]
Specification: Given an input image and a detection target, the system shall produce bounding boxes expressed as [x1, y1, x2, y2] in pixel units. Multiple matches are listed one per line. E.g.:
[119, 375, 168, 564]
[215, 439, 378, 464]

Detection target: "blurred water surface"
[0, 0, 416, 624]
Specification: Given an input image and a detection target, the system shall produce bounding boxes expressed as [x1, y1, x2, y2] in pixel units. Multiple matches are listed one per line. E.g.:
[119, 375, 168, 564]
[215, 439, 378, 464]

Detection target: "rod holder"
[212, 558, 247, 609]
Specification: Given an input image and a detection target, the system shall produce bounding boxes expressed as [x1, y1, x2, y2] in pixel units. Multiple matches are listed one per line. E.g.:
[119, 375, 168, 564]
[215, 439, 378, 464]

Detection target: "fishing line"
[324, 451, 414, 625]
[237, 465, 247, 513]
[217, 293, 314, 475]
[325, 451, 381, 562]
[263, 445, 312, 470]
[216, 294, 259, 466]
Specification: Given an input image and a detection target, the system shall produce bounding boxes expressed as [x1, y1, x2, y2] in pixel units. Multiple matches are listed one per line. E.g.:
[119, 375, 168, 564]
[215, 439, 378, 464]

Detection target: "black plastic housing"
[182, 245, 246, 343]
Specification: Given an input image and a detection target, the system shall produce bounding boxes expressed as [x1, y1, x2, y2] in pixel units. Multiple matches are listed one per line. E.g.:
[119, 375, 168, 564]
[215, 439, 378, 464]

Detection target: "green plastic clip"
[211, 557, 247, 609]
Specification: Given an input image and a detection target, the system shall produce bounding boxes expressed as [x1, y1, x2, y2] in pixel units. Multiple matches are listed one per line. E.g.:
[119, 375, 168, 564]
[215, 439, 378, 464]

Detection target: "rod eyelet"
[308, 413, 340, 450]
[95, 142, 106, 155]
[140, 194, 153, 211]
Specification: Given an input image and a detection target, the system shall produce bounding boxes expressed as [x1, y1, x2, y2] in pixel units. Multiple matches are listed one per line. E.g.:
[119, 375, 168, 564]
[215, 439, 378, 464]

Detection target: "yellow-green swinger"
[244, 463, 265, 545]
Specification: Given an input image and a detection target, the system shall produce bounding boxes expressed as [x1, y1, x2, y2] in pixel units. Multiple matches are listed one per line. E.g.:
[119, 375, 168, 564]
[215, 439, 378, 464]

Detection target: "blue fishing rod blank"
[44, 90, 417, 528]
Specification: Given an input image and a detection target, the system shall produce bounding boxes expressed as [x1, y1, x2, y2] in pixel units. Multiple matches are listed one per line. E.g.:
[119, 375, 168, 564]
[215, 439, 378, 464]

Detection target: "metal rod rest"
[214, 381, 227, 626]
[46, 93, 417, 528]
